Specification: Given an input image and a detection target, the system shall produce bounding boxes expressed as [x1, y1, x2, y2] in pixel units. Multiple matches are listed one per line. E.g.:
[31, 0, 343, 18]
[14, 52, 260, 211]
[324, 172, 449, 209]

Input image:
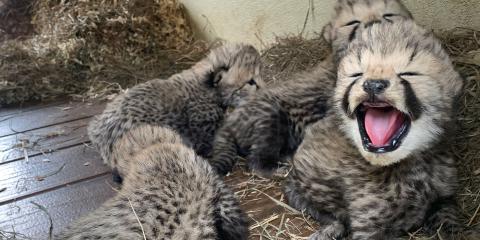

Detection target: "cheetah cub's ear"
[208, 65, 229, 88]
[206, 43, 265, 108]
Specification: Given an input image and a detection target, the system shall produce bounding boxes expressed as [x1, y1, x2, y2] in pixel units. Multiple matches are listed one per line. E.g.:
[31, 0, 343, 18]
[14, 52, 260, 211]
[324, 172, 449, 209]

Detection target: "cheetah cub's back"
[58, 125, 249, 240]
[88, 43, 264, 181]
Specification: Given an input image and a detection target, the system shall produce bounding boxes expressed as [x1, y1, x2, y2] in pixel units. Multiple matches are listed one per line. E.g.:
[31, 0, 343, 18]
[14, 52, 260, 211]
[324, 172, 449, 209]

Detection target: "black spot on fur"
[111, 168, 123, 184]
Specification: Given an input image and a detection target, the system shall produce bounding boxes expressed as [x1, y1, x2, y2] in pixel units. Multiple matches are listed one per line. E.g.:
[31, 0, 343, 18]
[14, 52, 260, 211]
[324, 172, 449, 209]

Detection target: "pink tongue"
[364, 108, 404, 147]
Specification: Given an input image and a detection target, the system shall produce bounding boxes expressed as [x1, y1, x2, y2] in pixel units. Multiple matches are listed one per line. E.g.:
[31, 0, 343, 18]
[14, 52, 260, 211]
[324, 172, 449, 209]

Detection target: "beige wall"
[180, 0, 480, 49]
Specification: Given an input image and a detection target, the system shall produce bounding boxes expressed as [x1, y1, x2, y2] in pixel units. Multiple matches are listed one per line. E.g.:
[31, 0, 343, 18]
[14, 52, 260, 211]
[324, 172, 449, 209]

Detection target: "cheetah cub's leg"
[246, 112, 289, 178]
[210, 128, 239, 175]
[308, 221, 346, 240]
[284, 175, 348, 240]
[213, 180, 248, 240]
[424, 197, 466, 236]
[186, 101, 223, 158]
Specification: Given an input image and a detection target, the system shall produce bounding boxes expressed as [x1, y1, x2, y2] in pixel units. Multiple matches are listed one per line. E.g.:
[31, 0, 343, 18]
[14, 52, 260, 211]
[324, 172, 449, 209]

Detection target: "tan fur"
[58, 125, 248, 239]
[88, 43, 264, 180]
[323, 0, 412, 53]
[285, 19, 470, 240]
[334, 20, 462, 165]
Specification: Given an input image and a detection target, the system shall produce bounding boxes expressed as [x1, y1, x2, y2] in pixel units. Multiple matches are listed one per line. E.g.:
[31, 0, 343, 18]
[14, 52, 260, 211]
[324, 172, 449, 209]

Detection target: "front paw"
[308, 221, 346, 240]
[459, 228, 480, 240]
[251, 164, 291, 180]
[424, 210, 464, 235]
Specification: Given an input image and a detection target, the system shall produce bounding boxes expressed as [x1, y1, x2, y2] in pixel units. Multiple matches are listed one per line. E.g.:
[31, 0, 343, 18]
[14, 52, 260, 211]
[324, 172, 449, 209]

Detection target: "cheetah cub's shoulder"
[88, 43, 264, 181]
[58, 125, 248, 240]
[285, 19, 474, 240]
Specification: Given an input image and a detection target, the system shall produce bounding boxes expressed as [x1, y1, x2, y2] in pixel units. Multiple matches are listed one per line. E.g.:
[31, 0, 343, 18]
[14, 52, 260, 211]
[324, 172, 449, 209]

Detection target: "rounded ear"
[213, 70, 226, 87]
[322, 23, 334, 43]
[207, 66, 228, 88]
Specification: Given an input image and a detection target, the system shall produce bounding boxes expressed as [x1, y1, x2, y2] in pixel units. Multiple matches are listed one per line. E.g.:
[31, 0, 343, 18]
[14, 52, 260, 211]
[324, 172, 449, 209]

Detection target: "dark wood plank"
[0, 118, 91, 164]
[0, 144, 110, 204]
[0, 175, 117, 239]
[0, 99, 68, 118]
[0, 101, 105, 138]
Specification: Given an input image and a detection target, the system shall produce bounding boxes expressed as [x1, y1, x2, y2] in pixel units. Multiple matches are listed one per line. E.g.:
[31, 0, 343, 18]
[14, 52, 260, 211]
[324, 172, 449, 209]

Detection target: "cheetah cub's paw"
[308, 221, 346, 240]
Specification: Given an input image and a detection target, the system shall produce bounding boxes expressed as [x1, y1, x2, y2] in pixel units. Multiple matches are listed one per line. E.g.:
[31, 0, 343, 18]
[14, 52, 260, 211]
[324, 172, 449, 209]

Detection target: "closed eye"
[349, 73, 363, 78]
[398, 72, 422, 77]
[383, 13, 401, 22]
[383, 13, 400, 18]
[344, 20, 361, 26]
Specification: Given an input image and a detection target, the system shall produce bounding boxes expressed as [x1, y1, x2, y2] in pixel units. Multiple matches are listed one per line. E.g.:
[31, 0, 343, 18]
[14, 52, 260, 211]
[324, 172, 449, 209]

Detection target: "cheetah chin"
[354, 101, 410, 153]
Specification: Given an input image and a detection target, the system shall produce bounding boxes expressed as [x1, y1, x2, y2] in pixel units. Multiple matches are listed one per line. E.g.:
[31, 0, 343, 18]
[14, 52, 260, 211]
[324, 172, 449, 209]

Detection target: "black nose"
[363, 80, 390, 95]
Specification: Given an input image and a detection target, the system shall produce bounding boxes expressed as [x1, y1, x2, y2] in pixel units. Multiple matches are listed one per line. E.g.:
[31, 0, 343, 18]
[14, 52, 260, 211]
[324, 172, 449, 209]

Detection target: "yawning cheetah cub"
[88, 43, 264, 181]
[285, 20, 472, 240]
[58, 126, 248, 240]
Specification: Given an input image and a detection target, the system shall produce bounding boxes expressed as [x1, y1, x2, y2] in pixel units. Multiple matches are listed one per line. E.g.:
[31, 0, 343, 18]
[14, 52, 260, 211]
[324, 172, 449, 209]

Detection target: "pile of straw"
[0, 0, 205, 105]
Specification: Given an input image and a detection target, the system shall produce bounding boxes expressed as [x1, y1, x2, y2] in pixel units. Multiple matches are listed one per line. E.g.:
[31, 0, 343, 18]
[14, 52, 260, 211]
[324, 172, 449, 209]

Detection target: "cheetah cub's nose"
[363, 80, 390, 95]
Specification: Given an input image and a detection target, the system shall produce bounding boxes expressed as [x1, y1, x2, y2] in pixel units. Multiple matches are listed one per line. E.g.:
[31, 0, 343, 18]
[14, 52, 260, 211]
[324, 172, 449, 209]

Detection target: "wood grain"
[0, 118, 91, 164]
[0, 175, 117, 239]
[0, 144, 110, 204]
[0, 101, 105, 137]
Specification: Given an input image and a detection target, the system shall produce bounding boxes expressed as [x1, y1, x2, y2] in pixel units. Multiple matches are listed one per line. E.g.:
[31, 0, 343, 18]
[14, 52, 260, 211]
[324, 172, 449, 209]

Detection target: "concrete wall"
[180, 0, 480, 49]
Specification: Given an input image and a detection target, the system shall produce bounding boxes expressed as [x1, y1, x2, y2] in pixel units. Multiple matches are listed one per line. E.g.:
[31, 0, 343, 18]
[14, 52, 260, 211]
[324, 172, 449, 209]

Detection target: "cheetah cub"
[88, 43, 264, 181]
[210, 65, 335, 176]
[58, 125, 248, 240]
[323, 0, 412, 54]
[209, 0, 414, 177]
[285, 20, 472, 240]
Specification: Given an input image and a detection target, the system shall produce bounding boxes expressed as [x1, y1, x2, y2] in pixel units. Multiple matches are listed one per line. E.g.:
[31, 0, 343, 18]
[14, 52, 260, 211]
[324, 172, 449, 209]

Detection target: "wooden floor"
[0, 100, 316, 240]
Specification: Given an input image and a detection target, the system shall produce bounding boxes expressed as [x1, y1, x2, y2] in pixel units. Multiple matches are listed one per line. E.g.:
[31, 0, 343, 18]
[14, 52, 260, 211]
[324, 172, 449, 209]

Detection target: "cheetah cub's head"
[204, 43, 265, 108]
[334, 20, 463, 166]
[323, 0, 412, 53]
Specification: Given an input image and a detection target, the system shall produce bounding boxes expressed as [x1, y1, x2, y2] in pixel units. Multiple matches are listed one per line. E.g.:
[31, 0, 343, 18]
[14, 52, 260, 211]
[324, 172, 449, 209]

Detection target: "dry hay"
[442, 28, 480, 231]
[0, 0, 207, 106]
[261, 35, 331, 85]
[225, 162, 319, 240]
[0, 0, 34, 41]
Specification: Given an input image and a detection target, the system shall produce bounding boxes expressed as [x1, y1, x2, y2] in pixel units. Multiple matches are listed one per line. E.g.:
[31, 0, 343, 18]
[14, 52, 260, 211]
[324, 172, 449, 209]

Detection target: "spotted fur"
[323, 0, 412, 54]
[284, 20, 475, 239]
[210, 63, 335, 176]
[58, 125, 248, 240]
[88, 43, 264, 181]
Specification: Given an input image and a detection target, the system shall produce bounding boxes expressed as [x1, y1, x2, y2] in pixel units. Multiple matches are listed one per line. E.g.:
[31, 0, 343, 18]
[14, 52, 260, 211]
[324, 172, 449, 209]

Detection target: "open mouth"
[355, 102, 411, 153]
